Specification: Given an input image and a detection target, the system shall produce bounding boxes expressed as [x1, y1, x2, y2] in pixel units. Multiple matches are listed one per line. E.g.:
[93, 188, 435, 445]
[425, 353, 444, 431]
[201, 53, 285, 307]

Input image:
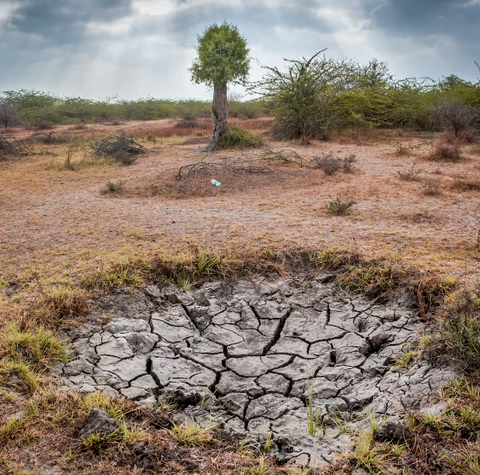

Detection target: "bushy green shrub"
[217, 125, 263, 149]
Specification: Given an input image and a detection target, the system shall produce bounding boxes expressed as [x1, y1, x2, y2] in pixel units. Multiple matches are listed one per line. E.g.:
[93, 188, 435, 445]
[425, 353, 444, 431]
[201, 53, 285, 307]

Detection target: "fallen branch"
[175, 159, 274, 180]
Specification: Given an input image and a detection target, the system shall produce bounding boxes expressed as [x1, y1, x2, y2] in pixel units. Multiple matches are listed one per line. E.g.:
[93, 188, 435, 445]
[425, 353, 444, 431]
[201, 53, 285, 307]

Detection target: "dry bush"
[422, 178, 442, 196]
[394, 142, 411, 156]
[326, 197, 356, 215]
[427, 142, 462, 162]
[27, 132, 72, 145]
[432, 99, 477, 138]
[92, 132, 146, 164]
[0, 136, 33, 159]
[260, 148, 305, 167]
[313, 152, 355, 175]
[104, 180, 124, 193]
[397, 163, 423, 181]
[451, 179, 480, 192]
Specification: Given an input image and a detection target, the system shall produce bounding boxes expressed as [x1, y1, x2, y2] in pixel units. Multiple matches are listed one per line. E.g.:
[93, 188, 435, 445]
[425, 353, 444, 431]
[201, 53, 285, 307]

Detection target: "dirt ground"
[1, 120, 480, 302]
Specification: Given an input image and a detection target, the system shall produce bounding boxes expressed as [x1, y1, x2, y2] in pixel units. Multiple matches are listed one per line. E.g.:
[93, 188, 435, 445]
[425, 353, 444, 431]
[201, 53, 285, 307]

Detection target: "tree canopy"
[190, 22, 250, 88]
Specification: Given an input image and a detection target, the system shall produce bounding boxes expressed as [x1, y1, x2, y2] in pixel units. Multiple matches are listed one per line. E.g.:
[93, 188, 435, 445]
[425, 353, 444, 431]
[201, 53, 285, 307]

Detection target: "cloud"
[6, 0, 134, 43]
[0, 0, 478, 99]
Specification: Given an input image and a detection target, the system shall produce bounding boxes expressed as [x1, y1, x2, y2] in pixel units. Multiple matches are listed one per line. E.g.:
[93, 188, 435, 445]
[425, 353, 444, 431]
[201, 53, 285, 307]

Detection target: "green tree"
[190, 22, 250, 151]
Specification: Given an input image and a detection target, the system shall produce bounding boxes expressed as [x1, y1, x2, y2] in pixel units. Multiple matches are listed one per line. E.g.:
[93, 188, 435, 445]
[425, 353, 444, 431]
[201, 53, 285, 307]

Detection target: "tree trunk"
[206, 84, 228, 152]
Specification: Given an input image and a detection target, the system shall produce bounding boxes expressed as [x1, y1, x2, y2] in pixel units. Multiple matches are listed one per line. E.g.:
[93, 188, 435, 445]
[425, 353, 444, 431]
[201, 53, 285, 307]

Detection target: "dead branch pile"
[260, 148, 305, 167]
[27, 132, 56, 144]
[26, 131, 71, 144]
[92, 132, 146, 164]
[0, 136, 33, 159]
[176, 159, 273, 180]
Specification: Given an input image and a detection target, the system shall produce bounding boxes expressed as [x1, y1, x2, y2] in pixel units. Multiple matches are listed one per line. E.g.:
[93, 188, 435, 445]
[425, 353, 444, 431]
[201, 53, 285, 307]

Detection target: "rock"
[77, 408, 118, 439]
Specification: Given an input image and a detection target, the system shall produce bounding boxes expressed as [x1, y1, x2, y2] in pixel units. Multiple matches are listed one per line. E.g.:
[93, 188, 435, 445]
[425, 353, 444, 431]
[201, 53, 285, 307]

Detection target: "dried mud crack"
[58, 275, 456, 467]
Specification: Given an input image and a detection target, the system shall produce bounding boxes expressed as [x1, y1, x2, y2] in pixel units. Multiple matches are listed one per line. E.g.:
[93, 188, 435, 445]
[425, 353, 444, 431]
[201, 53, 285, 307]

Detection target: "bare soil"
[1, 121, 479, 299]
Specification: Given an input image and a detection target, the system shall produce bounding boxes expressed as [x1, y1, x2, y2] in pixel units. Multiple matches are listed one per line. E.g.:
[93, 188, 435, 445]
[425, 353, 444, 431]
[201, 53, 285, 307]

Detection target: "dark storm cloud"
[376, 0, 480, 36]
[129, 0, 360, 49]
[6, 0, 134, 43]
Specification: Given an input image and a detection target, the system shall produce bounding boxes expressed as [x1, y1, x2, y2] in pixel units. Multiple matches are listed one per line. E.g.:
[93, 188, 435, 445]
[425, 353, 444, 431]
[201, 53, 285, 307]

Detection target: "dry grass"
[427, 142, 463, 162]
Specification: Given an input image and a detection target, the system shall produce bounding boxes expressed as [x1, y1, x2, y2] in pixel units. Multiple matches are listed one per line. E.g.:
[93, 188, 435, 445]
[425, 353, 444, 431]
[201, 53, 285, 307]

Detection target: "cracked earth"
[58, 275, 456, 467]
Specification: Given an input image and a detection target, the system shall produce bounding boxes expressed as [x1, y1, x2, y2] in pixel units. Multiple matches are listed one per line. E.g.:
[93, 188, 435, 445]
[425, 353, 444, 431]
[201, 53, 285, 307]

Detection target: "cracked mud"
[59, 276, 456, 467]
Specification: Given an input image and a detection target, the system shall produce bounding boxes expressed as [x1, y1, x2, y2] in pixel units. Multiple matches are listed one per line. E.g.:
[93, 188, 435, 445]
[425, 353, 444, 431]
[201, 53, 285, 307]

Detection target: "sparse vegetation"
[397, 163, 423, 181]
[168, 421, 214, 447]
[422, 178, 442, 196]
[313, 152, 355, 175]
[92, 132, 146, 164]
[325, 196, 356, 215]
[428, 142, 463, 162]
[427, 288, 480, 370]
[104, 179, 123, 193]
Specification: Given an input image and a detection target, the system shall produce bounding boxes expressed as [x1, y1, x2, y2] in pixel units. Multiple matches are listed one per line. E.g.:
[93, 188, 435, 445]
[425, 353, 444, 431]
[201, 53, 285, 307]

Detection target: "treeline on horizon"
[1, 54, 480, 136]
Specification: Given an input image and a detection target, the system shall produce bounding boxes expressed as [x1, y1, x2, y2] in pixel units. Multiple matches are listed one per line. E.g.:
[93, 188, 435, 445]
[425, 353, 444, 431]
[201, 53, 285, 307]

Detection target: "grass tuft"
[168, 420, 213, 447]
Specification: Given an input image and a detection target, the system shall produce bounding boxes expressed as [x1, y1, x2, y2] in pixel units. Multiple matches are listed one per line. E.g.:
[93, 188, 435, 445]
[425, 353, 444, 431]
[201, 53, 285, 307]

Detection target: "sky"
[0, 0, 479, 100]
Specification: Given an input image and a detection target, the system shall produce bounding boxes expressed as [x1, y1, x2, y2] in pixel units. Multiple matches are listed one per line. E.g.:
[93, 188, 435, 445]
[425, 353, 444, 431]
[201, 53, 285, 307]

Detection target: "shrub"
[253, 52, 357, 141]
[313, 152, 340, 175]
[431, 99, 477, 137]
[105, 180, 123, 193]
[422, 178, 442, 196]
[313, 152, 355, 175]
[92, 132, 146, 164]
[326, 197, 356, 215]
[217, 125, 263, 149]
[427, 143, 462, 162]
[397, 163, 423, 181]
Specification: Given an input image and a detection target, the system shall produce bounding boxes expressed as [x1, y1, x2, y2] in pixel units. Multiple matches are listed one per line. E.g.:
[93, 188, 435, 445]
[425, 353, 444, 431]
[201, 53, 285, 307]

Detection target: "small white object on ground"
[211, 179, 222, 186]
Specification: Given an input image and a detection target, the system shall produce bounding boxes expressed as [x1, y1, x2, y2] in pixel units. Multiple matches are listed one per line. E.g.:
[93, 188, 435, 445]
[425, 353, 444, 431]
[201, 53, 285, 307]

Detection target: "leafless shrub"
[260, 148, 304, 167]
[313, 152, 355, 175]
[92, 132, 146, 164]
[104, 180, 124, 193]
[326, 197, 356, 215]
[422, 178, 442, 196]
[394, 142, 410, 156]
[427, 143, 462, 162]
[397, 163, 423, 181]
[176, 160, 273, 180]
[0, 136, 33, 159]
[313, 152, 341, 175]
[343, 153, 356, 173]
[432, 99, 477, 137]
